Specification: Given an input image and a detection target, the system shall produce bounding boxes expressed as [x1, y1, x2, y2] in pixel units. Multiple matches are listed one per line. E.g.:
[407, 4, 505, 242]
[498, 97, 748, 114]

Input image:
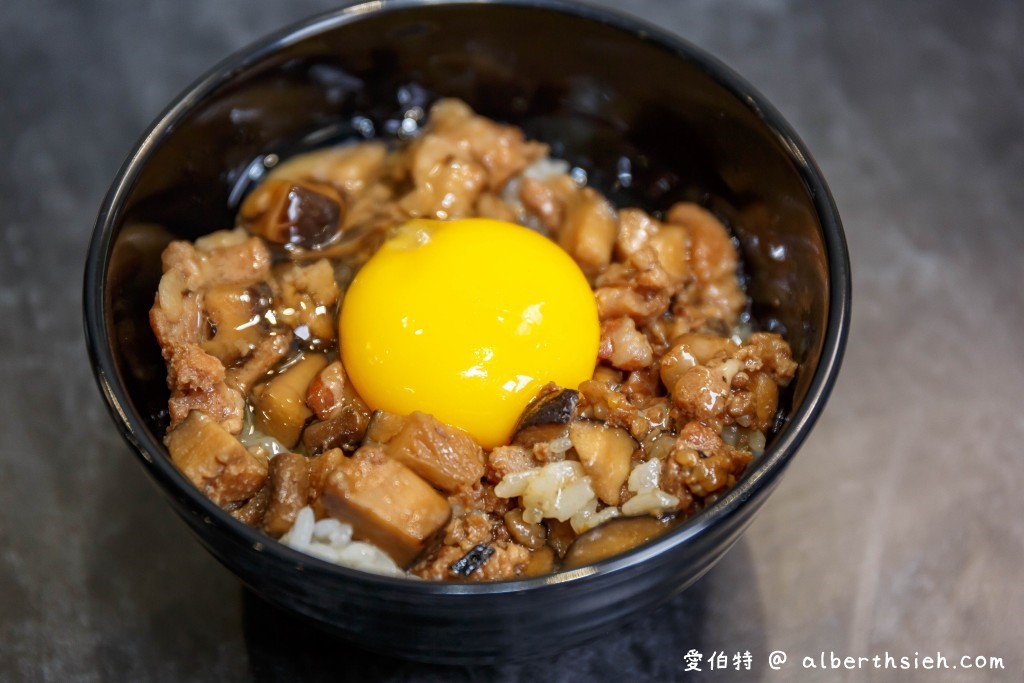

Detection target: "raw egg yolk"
[340, 218, 600, 448]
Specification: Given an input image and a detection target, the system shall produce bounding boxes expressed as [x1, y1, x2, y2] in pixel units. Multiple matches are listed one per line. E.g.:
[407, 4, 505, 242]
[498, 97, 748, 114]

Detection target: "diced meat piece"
[447, 481, 512, 518]
[409, 99, 547, 192]
[519, 175, 577, 231]
[444, 510, 496, 548]
[192, 227, 250, 252]
[485, 445, 537, 484]
[622, 368, 661, 403]
[643, 316, 694, 356]
[669, 364, 732, 426]
[569, 421, 636, 506]
[252, 353, 328, 448]
[150, 233, 272, 434]
[666, 203, 733, 283]
[750, 371, 780, 432]
[658, 458, 698, 513]
[577, 379, 657, 441]
[727, 371, 779, 432]
[262, 452, 312, 538]
[151, 274, 244, 433]
[364, 410, 407, 445]
[557, 188, 617, 277]
[272, 260, 341, 347]
[202, 236, 272, 286]
[165, 411, 268, 506]
[410, 500, 530, 582]
[411, 541, 531, 581]
[681, 332, 739, 364]
[307, 448, 347, 508]
[648, 225, 690, 283]
[306, 361, 368, 420]
[616, 209, 690, 287]
[167, 379, 245, 435]
[737, 332, 798, 385]
[320, 446, 451, 565]
[162, 233, 271, 289]
[150, 277, 245, 431]
[151, 278, 236, 428]
[594, 285, 670, 325]
[678, 421, 724, 453]
[461, 123, 547, 192]
[398, 157, 488, 220]
[529, 436, 573, 463]
[385, 412, 485, 492]
[266, 141, 388, 196]
[666, 202, 745, 326]
[667, 439, 753, 498]
[593, 249, 677, 325]
[336, 182, 402, 238]
[615, 208, 660, 261]
[520, 172, 617, 276]
[599, 317, 654, 371]
[475, 192, 519, 223]
[659, 333, 738, 391]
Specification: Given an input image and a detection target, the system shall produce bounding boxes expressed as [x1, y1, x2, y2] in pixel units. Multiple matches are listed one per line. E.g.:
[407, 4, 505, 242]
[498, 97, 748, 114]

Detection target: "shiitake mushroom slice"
[561, 515, 674, 569]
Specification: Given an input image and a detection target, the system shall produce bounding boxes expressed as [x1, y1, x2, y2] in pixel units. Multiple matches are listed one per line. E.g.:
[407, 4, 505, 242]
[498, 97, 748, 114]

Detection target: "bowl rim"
[83, 0, 850, 596]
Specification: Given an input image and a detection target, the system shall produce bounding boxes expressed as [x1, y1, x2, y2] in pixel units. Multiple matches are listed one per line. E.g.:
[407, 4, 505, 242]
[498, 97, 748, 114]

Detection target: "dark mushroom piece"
[229, 484, 272, 526]
[512, 387, 579, 447]
[302, 407, 369, 455]
[561, 516, 674, 569]
[303, 361, 371, 454]
[239, 178, 345, 251]
[262, 452, 312, 538]
[521, 546, 556, 577]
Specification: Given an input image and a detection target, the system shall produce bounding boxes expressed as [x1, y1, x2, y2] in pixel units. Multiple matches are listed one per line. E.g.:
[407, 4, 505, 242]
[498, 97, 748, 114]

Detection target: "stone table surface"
[2, 0, 1021, 681]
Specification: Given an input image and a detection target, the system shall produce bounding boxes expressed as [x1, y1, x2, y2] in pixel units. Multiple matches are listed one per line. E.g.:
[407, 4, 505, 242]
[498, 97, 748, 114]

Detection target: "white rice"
[494, 452, 685, 534]
[569, 498, 620, 534]
[279, 507, 406, 577]
[620, 459, 680, 516]
[494, 460, 596, 525]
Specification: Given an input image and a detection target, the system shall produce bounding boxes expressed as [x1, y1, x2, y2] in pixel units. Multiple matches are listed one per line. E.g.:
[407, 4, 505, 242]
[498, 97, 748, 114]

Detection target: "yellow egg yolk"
[339, 218, 600, 448]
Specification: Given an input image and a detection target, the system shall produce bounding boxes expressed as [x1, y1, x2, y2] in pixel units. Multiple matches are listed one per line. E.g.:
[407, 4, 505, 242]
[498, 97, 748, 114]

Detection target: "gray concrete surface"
[1, 0, 1021, 680]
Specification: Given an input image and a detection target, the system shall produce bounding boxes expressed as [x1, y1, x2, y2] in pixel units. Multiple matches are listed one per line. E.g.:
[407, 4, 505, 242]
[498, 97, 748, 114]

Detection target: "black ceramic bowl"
[84, 0, 849, 664]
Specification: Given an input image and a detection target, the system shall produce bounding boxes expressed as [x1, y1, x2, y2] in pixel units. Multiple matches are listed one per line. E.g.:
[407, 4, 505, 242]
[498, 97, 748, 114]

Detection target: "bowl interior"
[91, 0, 845, 586]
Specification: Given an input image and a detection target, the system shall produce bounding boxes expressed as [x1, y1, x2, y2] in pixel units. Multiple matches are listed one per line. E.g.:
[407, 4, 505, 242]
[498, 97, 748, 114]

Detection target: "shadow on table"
[241, 540, 767, 682]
